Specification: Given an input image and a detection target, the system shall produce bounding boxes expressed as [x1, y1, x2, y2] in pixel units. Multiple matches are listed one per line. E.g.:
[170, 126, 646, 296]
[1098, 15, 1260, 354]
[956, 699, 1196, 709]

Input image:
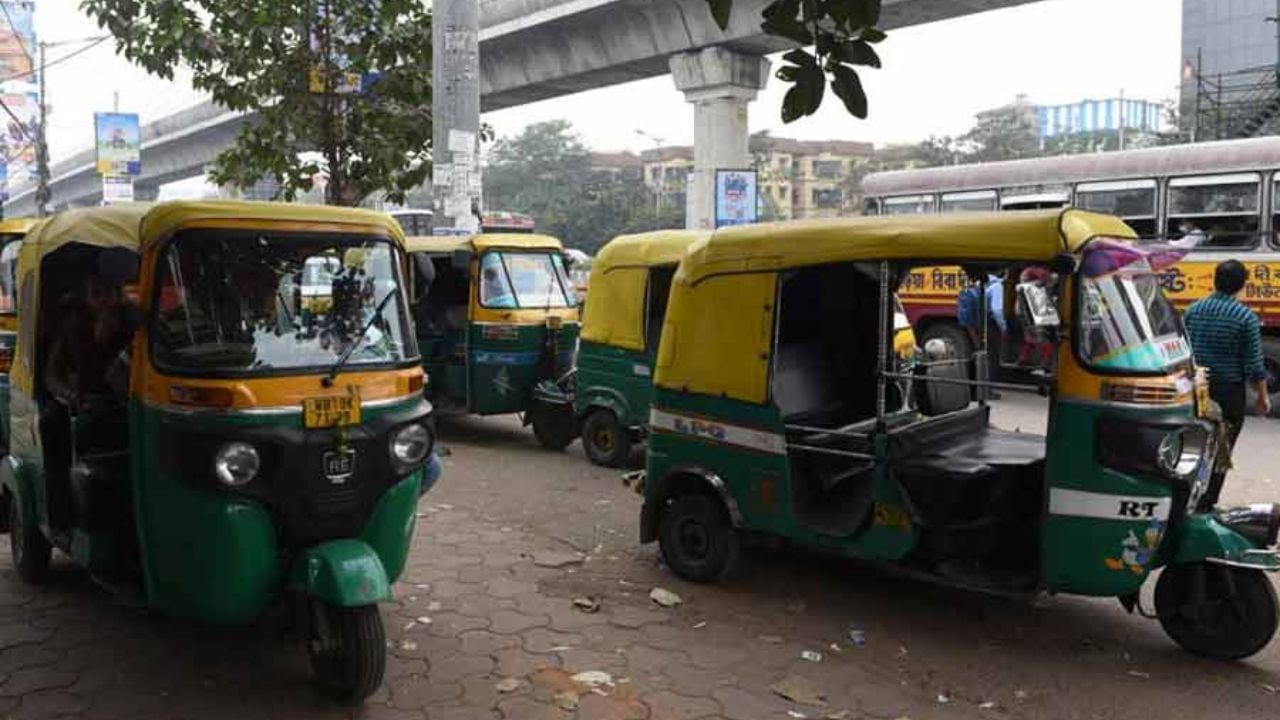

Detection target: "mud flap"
[288, 539, 391, 607]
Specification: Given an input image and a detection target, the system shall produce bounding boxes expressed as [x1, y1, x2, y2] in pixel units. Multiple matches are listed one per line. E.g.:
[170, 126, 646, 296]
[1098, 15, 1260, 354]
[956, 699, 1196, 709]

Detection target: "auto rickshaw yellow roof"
[23, 201, 406, 257]
[0, 217, 38, 235]
[580, 230, 708, 352]
[404, 233, 563, 254]
[678, 209, 1134, 284]
[591, 230, 709, 273]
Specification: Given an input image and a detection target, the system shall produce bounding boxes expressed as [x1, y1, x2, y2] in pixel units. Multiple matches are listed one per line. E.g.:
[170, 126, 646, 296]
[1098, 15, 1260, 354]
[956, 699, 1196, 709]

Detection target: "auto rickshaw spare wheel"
[530, 401, 576, 451]
[9, 494, 51, 584]
[658, 493, 740, 583]
[309, 601, 387, 703]
[582, 409, 631, 468]
[1155, 561, 1278, 660]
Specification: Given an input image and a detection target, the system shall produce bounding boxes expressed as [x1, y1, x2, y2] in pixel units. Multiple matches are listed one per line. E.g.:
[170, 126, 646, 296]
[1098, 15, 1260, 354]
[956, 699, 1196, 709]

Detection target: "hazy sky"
[32, 0, 1183, 164]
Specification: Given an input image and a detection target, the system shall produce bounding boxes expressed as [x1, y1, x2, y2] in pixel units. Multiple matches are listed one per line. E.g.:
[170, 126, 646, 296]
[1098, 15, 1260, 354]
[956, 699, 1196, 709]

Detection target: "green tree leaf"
[836, 40, 881, 68]
[831, 65, 868, 119]
[80, 0, 433, 205]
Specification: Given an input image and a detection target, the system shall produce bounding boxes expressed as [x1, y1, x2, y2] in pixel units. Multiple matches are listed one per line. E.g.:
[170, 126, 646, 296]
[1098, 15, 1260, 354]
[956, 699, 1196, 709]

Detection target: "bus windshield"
[1077, 243, 1188, 374]
[478, 251, 576, 309]
[152, 231, 416, 374]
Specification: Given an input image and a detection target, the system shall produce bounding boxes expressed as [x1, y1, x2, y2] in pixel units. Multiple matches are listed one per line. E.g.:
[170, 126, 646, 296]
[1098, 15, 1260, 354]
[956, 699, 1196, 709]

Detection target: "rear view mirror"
[451, 250, 473, 272]
[1017, 282, 1060, 329]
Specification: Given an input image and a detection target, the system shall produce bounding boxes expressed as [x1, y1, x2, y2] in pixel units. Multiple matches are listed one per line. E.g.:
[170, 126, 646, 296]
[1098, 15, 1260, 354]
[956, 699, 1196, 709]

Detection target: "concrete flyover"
[5, 0, 1037, 218]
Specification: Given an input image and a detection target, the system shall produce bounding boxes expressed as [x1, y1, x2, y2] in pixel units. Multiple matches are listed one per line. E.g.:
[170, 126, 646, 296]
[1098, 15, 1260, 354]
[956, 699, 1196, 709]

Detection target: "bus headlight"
[214, 442, 260, 487]
[391, 424, 433, 466]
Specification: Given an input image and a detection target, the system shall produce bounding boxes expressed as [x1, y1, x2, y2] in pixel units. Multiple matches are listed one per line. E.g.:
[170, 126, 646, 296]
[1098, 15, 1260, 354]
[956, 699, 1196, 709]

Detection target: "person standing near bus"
[1184, 260, 1270, 511]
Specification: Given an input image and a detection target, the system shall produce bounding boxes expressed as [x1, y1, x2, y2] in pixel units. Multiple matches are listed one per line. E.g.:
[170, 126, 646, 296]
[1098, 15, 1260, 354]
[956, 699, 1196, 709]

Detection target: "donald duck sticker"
[1105, 521, 1164, 575]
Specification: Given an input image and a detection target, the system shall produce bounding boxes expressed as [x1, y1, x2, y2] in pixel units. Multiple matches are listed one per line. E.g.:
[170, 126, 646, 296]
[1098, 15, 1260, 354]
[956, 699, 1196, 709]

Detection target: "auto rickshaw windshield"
[478, 251, 576, 309]
[1077, 241, 1188, 374]
[151, 230, 416, 374]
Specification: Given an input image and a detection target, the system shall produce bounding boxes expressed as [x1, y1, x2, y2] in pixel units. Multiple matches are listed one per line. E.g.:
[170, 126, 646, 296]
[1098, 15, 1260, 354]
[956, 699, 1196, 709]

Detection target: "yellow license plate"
[303, 395, 362, 429]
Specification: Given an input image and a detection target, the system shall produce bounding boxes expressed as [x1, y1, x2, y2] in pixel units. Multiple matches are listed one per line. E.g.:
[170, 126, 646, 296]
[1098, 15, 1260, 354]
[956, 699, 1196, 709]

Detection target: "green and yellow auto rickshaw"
[577, 229, 920, 468]
[575, 230, 707, 467]
[0, 217, 40, 451]
[2, 201, 439, 701]
[642, 209, 1280, 660]
[406, 233, 580, 449]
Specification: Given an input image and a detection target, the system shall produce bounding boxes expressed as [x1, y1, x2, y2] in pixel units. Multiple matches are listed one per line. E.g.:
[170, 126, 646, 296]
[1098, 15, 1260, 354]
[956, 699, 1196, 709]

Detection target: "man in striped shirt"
[1183, 260, 1270, 510]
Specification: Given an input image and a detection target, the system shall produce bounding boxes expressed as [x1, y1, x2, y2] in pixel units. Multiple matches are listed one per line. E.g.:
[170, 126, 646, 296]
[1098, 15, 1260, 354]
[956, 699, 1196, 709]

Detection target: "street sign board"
[94, 113, 142, 175]
[715, 169, 758, 228]
[101, 175, 134, 204]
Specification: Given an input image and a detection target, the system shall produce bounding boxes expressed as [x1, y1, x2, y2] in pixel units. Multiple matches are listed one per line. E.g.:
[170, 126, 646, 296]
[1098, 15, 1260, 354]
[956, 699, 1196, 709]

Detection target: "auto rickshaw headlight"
[214, 442, 260, 487]
[1156, 431, 1183, 476]
[391, 424, 432, 466]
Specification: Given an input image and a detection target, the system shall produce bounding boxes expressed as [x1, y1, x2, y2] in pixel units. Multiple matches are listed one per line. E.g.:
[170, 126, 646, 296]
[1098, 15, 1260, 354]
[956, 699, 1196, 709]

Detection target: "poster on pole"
[94, 113, 142, 175]
[101, 175, 135, 204]
[0, 2, 37, 184]
[714, 169, 758, 228]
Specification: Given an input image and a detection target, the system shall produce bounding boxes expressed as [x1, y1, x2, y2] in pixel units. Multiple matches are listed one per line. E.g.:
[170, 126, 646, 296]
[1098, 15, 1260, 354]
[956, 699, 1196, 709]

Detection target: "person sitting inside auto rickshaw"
[44, 273, 137, 410]
[41, 254, 139, 530]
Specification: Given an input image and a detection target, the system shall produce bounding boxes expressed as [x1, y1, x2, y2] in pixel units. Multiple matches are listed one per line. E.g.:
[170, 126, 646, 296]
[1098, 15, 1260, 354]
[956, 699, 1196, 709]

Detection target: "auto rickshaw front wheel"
[530, 401, 576, 451]
[8, 494, 50, 584]
[308, 601, 386, 703]
[1155, 562, 1278, 660]
[658, 493, 740, 583]
[582, 409, 631, 468]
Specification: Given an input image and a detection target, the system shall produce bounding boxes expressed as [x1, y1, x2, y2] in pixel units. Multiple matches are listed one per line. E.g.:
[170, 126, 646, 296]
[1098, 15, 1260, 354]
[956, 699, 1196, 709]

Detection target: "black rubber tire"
[530, 402, 576, 451]
[9, 494, 50, 585]
[919, 321, 972, 361]
[657, 493, 739, 584]
[582, 409, 631, 468]
[1155, 562, 1279, 660]
[309, 603, 387, 704]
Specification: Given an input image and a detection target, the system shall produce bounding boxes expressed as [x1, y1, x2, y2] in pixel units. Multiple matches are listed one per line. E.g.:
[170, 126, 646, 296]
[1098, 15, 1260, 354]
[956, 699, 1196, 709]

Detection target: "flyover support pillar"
[669, 47, 770, 230]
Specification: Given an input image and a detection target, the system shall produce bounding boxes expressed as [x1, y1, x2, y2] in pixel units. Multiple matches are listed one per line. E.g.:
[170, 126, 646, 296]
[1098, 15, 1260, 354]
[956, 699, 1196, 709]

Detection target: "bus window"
[390, 210, 433, 237]
[940, 190, 997, 213]
[862, 198, 880, 216]
[883, 195, 936, 215]
[1000, 185, 1069, 210]
[1167, 173, 1260, 249]
[1075, 179, 1158, 239]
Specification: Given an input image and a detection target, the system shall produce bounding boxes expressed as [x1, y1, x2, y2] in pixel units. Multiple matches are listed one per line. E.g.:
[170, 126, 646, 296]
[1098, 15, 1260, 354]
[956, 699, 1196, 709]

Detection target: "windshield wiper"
[322, 288, 398, 388]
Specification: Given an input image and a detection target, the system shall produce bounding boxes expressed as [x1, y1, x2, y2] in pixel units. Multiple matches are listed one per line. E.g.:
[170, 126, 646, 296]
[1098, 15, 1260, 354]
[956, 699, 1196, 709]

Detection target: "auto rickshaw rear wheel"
[582, 409, 630, 468]
[658, 493, 739, 583]
[530, 401, 576, 451]
[308, 602, 386, 703]
[8, 494, 50, 584]
[1155, 562, 1278, 660]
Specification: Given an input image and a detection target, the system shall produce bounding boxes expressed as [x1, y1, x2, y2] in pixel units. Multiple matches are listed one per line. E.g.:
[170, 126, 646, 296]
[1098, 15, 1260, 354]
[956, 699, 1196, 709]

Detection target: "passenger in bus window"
[1169, 219, 1206, 250]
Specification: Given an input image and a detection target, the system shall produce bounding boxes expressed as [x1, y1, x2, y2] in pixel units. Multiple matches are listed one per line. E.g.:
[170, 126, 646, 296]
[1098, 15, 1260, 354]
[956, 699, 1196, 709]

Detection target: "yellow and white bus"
[862, 136, 1280, 410]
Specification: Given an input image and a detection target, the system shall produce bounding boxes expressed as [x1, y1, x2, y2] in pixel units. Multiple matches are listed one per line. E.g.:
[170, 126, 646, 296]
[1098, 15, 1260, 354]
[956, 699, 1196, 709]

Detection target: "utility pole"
[431, 0, 481, 234]
[34, 40, 48, 217]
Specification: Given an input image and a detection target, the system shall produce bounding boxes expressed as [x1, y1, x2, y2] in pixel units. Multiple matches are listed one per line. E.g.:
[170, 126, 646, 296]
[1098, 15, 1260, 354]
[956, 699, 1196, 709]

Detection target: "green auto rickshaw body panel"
[573, 339, 653, 429]
[645, 389, 916, 561]
[1040, 399, 1194, 597]
[424, 321, 578, 416]
[131, 394, 427, 624]
[287, 538, 391, 607]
